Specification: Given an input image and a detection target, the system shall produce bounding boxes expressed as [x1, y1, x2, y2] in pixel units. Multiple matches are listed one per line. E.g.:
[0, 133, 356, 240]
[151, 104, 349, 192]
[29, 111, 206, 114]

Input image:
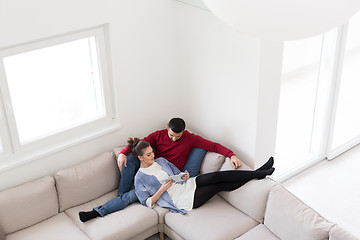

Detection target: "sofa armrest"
[264, 185, 335, 239]
[329, 225, 359, 240]
[0, 225, 5, 240]
[219, 178, 277, 222]
[220, 157, 253, 171]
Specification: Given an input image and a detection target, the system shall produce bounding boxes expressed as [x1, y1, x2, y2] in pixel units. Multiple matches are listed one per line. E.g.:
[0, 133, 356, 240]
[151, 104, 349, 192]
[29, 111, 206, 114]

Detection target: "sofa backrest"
[0, 175, 58, 235]
[264, 184, 335, 240]
[55, 152, 120, 212]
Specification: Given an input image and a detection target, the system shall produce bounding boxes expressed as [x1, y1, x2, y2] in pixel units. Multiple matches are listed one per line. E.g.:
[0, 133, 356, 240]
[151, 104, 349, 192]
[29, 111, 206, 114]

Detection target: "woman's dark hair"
[127, 137, 150, 158]
[168, 118, 186, 133]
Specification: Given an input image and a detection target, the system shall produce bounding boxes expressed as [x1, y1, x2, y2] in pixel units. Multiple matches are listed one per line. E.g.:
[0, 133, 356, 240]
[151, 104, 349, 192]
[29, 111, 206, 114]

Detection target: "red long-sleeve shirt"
[120, 129, 235, 170]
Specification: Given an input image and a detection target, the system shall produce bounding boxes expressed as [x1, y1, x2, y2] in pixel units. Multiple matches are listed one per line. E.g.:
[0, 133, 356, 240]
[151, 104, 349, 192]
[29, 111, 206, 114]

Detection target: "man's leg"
[79, 190, 139, 222]
[118, 153, 140, 196]
[94, 189, 138, 217]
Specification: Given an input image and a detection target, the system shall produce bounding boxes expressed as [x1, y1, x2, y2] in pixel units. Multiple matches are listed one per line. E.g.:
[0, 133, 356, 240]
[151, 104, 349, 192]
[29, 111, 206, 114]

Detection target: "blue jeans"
[94, 189, 138, 217]
[117, 153, 140, 195]
[93, 154, 140, 217]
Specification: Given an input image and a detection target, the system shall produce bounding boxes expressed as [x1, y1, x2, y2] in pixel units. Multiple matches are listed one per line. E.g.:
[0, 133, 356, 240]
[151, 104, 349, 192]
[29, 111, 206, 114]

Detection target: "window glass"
[331, 12, 360, 150]
[275, 35, 323, 176]
[3, 37, 105, 144]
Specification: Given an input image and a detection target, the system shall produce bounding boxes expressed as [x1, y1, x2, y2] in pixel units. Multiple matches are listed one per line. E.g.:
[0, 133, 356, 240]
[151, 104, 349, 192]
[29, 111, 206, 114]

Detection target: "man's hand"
[117, 153, 127, 171]
[230, 155, 243, 169]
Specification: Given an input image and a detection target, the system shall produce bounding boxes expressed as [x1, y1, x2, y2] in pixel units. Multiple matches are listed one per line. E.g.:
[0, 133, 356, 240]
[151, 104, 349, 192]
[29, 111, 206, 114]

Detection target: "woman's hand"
[181, 170, 190, 181]
[150, 180, 173, 206]
[160, 180, 174, 193]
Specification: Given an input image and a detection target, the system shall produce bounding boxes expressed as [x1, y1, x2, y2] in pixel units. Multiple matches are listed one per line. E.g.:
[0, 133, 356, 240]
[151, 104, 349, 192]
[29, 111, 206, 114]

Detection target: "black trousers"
[192, 169, 270, 209]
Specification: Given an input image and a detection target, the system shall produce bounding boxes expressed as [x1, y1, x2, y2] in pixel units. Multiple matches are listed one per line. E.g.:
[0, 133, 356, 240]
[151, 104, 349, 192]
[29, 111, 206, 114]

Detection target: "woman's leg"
[256, 156, 274, 171]
[193, 167, 275, 209]
[196, 157, 274, 187]
[193, 181, 247, 208]
[196, 168, 274, 187]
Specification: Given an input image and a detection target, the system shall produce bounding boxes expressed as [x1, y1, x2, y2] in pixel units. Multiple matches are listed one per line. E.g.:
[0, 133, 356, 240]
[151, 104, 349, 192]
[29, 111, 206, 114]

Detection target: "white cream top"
[139, 162, 197, 211]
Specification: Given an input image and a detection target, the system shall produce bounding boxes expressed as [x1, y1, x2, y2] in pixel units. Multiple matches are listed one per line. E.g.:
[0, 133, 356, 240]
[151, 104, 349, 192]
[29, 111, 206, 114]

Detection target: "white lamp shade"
[203, 0, 360, 40]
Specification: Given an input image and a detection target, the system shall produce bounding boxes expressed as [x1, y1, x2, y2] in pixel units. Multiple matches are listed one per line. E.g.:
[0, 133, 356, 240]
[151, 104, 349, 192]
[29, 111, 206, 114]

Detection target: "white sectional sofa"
[0, 150, 358, 240]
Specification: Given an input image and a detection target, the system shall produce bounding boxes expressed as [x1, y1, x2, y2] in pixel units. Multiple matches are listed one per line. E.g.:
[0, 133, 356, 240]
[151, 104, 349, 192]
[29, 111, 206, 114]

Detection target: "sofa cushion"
[65, 190, 159, 240]
[55, 152, 120, 212]
[200, 152, 226, 174]
[182, 148, 207, 177]
[219, 178, 277, 223]
[6, 213, 91, 240]
[329, 225, 359, 240]
[165, 195, 258, 240]
[235, 224, 280, 240]
[264, 185, 335, 240]
[0, 176, 58, 234]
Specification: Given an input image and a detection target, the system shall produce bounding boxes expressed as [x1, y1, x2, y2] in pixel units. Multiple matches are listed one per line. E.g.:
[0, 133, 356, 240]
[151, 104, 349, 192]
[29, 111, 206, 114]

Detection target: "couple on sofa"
[79, 118, 274, 222]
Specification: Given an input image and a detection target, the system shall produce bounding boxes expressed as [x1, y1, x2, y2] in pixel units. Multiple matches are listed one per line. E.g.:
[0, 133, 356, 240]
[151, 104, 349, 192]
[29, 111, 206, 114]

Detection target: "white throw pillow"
[200, 152, 226, 174]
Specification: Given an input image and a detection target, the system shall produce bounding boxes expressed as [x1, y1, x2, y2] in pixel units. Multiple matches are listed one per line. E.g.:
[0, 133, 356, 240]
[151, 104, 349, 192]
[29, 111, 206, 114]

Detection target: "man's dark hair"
[168, 118, 186, 133]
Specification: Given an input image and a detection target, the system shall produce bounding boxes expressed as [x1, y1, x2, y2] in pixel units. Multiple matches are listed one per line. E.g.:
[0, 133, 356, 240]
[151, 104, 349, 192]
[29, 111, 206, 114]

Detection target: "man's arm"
[190, 133, 242, 169]
[117, 131, 160, 171]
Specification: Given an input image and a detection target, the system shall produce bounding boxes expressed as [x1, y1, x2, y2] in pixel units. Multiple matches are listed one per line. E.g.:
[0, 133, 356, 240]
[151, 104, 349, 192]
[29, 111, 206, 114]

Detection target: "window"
[0, 26, 118, 169]
[330, 12, 360, 154]
[275, 34, 325, 177]
[275, 11, 360, 180]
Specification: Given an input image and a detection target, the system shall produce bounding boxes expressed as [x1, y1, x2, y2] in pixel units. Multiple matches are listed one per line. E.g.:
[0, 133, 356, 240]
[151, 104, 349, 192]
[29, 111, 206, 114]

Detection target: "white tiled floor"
[283, 144, 360, 237]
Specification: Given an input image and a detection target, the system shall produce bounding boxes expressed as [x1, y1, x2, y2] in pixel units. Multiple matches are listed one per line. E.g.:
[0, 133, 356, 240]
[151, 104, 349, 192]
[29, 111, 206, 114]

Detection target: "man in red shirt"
[117, 118, 242, 195]
[79, 118, 242, 222]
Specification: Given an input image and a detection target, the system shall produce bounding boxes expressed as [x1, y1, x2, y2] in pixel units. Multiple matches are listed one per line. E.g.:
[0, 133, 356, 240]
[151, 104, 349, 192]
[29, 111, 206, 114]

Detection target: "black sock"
[256, 167, 275, 179]
[79, 210, 100, 222]
[256, 157, 274, 171]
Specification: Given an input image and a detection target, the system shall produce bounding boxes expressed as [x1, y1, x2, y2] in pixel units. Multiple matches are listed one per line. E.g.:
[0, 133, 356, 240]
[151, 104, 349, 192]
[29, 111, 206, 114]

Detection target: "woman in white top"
[131, 138, 275, 213]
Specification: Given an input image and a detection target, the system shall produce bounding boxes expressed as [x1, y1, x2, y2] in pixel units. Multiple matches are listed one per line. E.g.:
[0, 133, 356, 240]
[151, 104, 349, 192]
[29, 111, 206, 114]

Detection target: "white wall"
[173, 3, 261, 165]
[0, 0, 185, 190]
[0, 0, 282, 190]
[173, 3, 283, 168]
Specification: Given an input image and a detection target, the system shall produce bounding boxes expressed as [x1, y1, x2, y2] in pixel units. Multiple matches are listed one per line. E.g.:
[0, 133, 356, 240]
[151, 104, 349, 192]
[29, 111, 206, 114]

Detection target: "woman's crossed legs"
[193, 157, 274, 208]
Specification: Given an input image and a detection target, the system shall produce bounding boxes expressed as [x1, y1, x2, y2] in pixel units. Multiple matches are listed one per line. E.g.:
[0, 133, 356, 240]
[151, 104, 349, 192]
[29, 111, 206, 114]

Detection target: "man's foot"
[256, 157, 274, 171]
[79, 210, 100, 222]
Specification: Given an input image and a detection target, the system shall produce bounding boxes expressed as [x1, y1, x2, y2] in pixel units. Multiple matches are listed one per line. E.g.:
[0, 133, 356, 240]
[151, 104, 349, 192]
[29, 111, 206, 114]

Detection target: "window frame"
[0, 26, 119, 170]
